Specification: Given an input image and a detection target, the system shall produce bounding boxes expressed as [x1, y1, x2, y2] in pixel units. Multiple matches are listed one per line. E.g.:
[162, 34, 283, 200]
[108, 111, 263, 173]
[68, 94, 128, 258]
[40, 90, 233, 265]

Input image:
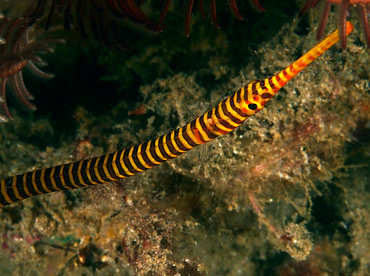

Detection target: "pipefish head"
[240, 88, 267, 116]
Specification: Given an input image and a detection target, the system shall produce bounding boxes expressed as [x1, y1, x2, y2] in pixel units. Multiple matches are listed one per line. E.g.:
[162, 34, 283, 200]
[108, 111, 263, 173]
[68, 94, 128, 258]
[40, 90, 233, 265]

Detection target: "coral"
[0, 16, 64, 122]
[300, 0, 370, 48]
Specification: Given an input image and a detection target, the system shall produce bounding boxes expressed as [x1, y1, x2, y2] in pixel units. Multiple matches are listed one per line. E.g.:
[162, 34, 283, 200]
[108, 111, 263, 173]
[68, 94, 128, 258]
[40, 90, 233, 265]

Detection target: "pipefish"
[0, 22, 354, 208]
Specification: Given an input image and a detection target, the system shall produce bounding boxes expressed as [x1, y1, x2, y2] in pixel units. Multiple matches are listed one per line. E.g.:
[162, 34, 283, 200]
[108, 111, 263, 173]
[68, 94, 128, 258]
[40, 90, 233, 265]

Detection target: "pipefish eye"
[246, 94, 265, 112]
[0, 23, 352, 209]
[248, 103, 258, 110]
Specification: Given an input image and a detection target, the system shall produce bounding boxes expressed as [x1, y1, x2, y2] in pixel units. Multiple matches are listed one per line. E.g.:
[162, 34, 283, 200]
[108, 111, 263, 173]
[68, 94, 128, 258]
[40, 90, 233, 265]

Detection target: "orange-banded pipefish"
[0, 22, 354, 208]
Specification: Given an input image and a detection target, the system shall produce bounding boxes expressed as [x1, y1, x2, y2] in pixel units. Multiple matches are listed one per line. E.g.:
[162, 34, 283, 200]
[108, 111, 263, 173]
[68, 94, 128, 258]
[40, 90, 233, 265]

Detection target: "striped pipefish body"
[0, 22, 354, 208]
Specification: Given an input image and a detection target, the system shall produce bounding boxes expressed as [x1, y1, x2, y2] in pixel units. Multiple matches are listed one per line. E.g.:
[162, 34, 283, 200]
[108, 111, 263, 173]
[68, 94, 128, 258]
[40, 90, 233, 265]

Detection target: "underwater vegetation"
[0, 0, 369, 275]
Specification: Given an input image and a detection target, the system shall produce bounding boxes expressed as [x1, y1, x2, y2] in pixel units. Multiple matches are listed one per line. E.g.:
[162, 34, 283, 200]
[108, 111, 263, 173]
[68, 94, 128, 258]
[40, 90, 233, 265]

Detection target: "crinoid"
[0, 16, 64, 122]
[28, 0, 166, 50]
[27, 0, 266, 47]
[158, 0, 266, 36]
[300, 0, 370, 48]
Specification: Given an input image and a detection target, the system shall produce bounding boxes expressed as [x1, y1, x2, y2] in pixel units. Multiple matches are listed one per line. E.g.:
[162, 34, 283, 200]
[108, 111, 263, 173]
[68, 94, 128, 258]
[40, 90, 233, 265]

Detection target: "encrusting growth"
[0, 22, 354, 207]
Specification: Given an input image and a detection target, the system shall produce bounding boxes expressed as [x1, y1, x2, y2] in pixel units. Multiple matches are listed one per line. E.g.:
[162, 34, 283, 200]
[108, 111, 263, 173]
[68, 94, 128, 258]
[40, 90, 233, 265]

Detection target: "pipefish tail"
[0, 22, 354, 208]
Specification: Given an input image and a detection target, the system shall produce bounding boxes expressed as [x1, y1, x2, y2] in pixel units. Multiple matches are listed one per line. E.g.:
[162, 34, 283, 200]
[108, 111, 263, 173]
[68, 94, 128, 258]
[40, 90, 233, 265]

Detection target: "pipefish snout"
[0, 22, 354, 208]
